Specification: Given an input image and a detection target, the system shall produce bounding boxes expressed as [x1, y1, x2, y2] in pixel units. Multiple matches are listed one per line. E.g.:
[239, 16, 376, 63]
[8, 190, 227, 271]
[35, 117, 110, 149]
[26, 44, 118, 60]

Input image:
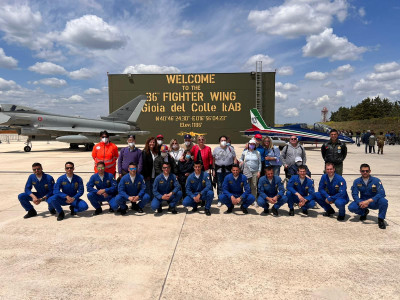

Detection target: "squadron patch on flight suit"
[294, 182, 298, 186]
[335, 184, 339, 191]
[125, 181, 129, 184]
[107, 180, 111, 187]
[240, 182, 244, 188]
[74, 182, 79, 189]
[228, 181, 233, 184]
[62, 182, 67, 185]
[160, 180, 164, 184]
[190, 180, 195, 184]
[202, 180, 206, 187]
[357, 184, 362, 187]
[372, 184, 377, 192]
[137, 181, 141, 186]
[32, 181, 37, 185]
[44, 184, 49, 190]
[95, 181, 100, 184]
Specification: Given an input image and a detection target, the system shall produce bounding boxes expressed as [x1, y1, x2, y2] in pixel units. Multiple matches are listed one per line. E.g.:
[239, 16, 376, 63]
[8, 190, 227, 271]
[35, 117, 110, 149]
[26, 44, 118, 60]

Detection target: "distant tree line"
[330, 96, 400, 122]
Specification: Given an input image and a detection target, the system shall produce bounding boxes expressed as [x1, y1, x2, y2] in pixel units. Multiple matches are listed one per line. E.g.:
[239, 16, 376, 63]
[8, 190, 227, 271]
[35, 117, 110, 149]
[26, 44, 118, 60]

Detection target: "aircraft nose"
[0, 112, 11, 124]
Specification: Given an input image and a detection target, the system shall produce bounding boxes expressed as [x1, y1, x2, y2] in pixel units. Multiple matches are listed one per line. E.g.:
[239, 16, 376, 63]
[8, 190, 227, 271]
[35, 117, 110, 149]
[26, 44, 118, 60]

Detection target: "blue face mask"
[226, 143, 231, 146]
[185, 155, 191, 160]
[249, 144, 255, 150]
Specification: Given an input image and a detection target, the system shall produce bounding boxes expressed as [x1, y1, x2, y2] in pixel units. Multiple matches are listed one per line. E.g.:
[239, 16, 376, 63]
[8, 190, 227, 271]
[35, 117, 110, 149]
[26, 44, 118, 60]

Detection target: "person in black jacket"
[154, 145, 177, 177]
[321, 129, 347, 175]
[142, 137, 159, 199]
[177, 150, 194, 198]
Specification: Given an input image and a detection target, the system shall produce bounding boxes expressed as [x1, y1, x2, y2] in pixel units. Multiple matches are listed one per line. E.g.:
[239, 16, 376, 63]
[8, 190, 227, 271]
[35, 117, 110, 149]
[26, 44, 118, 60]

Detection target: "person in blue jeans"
[349, 163, 388, 229]
[49, 162, 88, 221]
[314, 162, 349, 221]
[151, 162, 182, 214]
[219, 164, 255, 214]
[18, 162, 55, 218]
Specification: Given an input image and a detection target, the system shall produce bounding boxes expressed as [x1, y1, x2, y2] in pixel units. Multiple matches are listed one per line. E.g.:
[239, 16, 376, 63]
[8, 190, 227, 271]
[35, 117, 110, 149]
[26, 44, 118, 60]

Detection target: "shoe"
[120, 209, 127, 215]
[137, 207, 144, 213]
[271, 207, 278, 216]
[109, 207, 115, 213]
[69, 205, 76, 216]
[93, 207, 103, 215]
[170, 207, 178, 214]
[57, 211, 65, 221]
[205, 209, 211, 216]
[23, 209, 37, 219]
[263, 208, 269, 214]
[289, 209, 294, 216]
[226, 206, 233, 214]
[49, 208, 56, 215]
[360, 209, 369, 221]
[131, 203, 137, 210]
[201, 200, 205, 207]
[378, 218, 386, 229]
[323, 209, 335, 217]
[116, 208, 121, 213]
[337, 215, 345, 221]
[302, 209, 308, 215]
[192, 206, 198, 212]
[241, 206, 249, 214]
[217, 202, 222, 207]
[157, 207, 163, 213]
[253, 202, 259, 208]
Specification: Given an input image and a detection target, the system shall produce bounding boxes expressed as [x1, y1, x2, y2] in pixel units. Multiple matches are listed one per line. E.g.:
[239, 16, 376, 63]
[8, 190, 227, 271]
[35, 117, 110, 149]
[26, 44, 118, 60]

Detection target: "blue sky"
[0, 0, 399, 124]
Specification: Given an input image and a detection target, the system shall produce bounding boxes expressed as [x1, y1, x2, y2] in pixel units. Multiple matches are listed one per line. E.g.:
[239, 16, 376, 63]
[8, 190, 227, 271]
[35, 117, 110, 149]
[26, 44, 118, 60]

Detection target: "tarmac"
[0, 141, 399, 300]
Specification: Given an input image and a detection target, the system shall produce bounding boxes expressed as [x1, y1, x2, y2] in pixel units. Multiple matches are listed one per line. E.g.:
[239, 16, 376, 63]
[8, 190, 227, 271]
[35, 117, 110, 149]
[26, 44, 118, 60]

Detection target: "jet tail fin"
[250, 108, 270, 130]
[101, 95, 147, 124]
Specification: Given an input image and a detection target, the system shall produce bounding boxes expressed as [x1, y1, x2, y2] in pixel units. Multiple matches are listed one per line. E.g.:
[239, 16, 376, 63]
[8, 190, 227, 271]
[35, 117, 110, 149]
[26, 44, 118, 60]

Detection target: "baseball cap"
[156, 134, 164, 139]
[295, 156, 302, 163]
[127, 134, 135, 139]
[249, 138, 256, 144]
[184, 134, 192, 140]
[161, 145, 169, 152]
[254, 134, 262, 140]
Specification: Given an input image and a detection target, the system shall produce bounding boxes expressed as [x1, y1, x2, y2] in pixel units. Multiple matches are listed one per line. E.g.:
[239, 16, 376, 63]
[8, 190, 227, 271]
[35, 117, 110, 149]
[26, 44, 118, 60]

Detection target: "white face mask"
[296, 161, 302, 166]
[220, 141, 227, 147]
[157, 140, 163, 145]
[184, 141, 191, 146]
[102, 137, 108, 143]
[161, 152, 168, 158]
[128, 142, 135, 147]
[172, 144, 179, 150]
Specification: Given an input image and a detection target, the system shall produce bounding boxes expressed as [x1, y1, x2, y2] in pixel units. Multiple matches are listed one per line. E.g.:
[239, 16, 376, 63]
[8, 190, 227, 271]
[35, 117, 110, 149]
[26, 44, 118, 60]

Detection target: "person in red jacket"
[190, 135, 213, 173]
[92, 131, 119, 175]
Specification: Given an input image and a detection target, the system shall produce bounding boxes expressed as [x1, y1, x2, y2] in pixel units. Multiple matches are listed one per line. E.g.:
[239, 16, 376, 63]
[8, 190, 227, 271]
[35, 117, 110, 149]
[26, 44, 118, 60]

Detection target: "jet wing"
[37, 127, 126, 134]
[0, 112, 11, 124]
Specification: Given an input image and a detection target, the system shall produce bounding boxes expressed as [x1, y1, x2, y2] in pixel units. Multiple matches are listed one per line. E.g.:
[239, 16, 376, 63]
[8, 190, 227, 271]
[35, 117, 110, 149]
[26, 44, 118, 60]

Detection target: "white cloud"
[305, 71, 328, 80]
[358, 7, 366, 17]
[0, 77, 20, 91]
[60, 15, 127, 50]
[28, 62, 68, 75]
[84, 88, 102, 95]
[177, 29, 193, 36]
[331, 64, 354, 76]
[277, 66, 293, 76]
[389, 90, 400, 96]
[367, 69, 400, 82]
[32, 78, 67, 88]
[302, 28, 367, 61]
[323, 81, 339, 89]
[374, 62, 400, 73]
[69, 68, 93, 80]
[244, 54, 274, 70]
[283, 108, 299, 117]
[275, 91, 288, 100]
[248, 0, 348, 38]
[67, 95, 85, 102]
[336, 90, 344, 97]
[34, 49, 66, 63]
[276, 82, 299, 91]
[123, 64, 181, 74]
[353, 79, 381, 92]
[0, 48, 18, 68]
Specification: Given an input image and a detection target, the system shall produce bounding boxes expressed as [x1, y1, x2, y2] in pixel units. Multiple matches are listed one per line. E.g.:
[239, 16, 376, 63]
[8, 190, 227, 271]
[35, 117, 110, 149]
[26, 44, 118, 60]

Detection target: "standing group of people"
[17, 129, 389, 229]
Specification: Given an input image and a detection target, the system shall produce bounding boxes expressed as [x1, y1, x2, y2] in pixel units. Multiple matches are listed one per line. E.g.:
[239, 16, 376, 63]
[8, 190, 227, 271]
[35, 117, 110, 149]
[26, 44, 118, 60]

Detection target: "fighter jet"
[244, 108, 354, 145]
[0, 95, 148, 152]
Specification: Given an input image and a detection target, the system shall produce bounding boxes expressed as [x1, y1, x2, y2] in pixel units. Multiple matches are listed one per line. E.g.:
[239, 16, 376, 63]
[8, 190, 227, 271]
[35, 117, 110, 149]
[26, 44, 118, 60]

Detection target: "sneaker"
[217, 202, 222, 207]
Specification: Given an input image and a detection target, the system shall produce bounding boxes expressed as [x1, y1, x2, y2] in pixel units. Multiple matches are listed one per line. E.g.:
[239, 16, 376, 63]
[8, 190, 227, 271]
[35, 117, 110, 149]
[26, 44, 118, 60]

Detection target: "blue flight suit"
[86, 172, 117, 209]
[256, 145, 265, 166]
[114, 173, 150, 210]
[49, 174, 88, 213]
[151, 173, 182, 211]
[257, 175, 287, 210]
[286, 175, 316, 211]
[315, 173, 349, 217]
[349, 176, 388, 219]
[183, 171, 214, 210]
[219, 173, 255, 209]
[18, 173, 55, 212]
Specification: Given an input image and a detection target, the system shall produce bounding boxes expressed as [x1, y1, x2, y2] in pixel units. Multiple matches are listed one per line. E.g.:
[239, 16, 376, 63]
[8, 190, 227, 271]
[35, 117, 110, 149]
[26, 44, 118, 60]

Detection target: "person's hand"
[66, 196, 74, 204]
[97, 189, 105, 195]
[31, 194, 39, 203]
[231, 195, 236, 205]
[102, 192, 109, 198]
[194, 194, 201, 203]
[359, 200, 371, 209]
[325, 198, 333, 204]
[33, 198, 41, 205]
[257, 172, 261, 178]
[162, 194, 169, 200]
[185, 173, 189, 177]
[271, 196, 278, 204]
[119, 173, 122, 178]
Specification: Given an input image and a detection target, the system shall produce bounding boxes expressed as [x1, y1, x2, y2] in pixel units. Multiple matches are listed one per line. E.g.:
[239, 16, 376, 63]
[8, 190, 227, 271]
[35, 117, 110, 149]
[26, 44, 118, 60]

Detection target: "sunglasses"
[101, 136, 108, 138]
[361, 170, 370, 173]
[97, 167, 105, 170]
[32, 168, 41, 171]
[162, 167, 170, 169]
[290, 138, 297, 140]
[129, 167, 137, 171]
[65, 167, 74, 170]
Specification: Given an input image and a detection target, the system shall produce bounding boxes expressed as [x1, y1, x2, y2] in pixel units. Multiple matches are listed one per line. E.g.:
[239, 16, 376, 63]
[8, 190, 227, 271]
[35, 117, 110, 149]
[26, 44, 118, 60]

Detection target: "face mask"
[220, 141, 227, 147]
[185, 154, 191, 160]
[161, 152, 168, 158]
[226, 143, 231, 146]
[249, 144, 255, 150]
[172, 144, 179, 150]
[102, 137, 108, 143]
[296, 161, 302, 166]
[157, 140, 163, 145]
[184, 141, 191, 146]
[128, 142, 135, 147]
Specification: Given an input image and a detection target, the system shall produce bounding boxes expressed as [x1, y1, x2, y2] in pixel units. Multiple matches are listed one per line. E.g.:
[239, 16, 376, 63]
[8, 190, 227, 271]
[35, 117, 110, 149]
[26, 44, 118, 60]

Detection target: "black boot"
[93, 207, 103, 215]
[360, 209, 369, 221]
[49, 208, 56, 215]
[378, 218, 386, 229]
[289, 209, 294, 216]
[69, 205, 76, 216]
[205, 209, 211, 216]
[57, 211, 65, 221]
[23, 209, 37, 219]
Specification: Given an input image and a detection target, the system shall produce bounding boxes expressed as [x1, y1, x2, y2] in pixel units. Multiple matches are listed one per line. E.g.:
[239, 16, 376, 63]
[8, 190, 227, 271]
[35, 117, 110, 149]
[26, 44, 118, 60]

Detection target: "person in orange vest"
[92, 131, 119, 175]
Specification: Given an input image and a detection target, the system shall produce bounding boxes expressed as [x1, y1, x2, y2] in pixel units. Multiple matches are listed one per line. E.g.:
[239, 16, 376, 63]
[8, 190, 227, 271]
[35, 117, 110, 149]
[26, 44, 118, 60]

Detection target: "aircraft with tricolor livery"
[244, 108, 354, 144]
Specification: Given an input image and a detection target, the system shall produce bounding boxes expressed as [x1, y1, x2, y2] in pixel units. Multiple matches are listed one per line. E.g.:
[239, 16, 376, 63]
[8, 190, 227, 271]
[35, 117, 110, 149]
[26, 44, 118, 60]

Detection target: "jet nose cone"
[0, 112, 11, 124]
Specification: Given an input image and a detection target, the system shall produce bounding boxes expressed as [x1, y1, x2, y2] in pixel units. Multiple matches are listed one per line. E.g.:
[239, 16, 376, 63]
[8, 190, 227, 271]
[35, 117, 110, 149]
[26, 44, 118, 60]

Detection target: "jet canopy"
[0, 104, 46, 114]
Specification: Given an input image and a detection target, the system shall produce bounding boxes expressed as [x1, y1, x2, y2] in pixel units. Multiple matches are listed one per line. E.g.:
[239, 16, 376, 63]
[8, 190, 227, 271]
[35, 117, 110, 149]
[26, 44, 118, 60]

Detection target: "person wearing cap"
[113, 162, 150, 215]
[118, 135, 143, 179]
[321, 129, 347, 176]
[238, 138, 261, 200]
[286, 165, 316, 216]
[87, 161, 118, 215]
[281, 135, 306, 179]
[92, 130, 119, 176]
[183, 134, 195, 152]
[156, 134, 164, 150]
[151, 162, 182, 214]
[287, 157, 311, 179]
[154, 144, 176, 176]
[190, 135, 213, 173]
[219, 164, 255, 214]
[254, 133, 265, 168]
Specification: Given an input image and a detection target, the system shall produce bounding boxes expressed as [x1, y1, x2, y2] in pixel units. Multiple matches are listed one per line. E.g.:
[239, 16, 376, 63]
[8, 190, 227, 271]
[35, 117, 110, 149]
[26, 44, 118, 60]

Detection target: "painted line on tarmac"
[158, 210, 188, 300]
